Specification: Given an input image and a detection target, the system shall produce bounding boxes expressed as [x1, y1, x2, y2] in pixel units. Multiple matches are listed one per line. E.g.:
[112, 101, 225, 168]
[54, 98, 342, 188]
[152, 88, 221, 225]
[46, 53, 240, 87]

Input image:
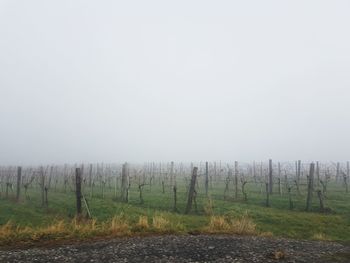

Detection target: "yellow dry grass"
[136, 216, 149, 230]
[205, 212, 257, 235]
[152, 215, 169, 230]
[259, 231, 274, 238]
[312, 232, 330, 241]
[0, 215, 131, 245]
[229, 213, 257, 235]
[109, 215, 130, 235]
[0, 211, 259, 246]
[208, 216, 230, 231]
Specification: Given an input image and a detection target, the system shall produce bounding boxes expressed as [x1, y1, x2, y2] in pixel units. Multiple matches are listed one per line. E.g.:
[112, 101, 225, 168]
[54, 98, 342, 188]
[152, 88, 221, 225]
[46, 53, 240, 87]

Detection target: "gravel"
[0, 235, 349, 263]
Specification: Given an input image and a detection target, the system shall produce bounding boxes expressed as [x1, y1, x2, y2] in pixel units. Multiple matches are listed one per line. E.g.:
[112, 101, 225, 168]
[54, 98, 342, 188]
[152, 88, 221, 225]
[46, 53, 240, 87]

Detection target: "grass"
[204, 213, 257, 235]
[0, 178, 349, 246]
[136, 216, 149, 230]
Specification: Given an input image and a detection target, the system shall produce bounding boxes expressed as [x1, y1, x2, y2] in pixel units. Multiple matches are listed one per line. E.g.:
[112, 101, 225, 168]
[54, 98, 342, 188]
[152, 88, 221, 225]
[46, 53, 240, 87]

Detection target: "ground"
[1, 235, 349, 263]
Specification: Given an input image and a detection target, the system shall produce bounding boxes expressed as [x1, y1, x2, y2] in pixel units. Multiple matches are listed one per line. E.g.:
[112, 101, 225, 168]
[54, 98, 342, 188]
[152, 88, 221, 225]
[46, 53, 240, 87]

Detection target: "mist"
[1, 0, 350, 165]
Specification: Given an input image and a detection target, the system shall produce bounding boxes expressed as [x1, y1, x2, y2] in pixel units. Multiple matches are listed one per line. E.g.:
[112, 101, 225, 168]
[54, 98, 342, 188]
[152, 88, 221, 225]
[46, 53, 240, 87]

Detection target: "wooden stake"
[16, 166, 22, 202]
[75, 168, 82, 216]
[205, 161, 209, 196]
[185, 167, 198, 214]
[306, 163, 315, 211]
[268, 159, 273, 194]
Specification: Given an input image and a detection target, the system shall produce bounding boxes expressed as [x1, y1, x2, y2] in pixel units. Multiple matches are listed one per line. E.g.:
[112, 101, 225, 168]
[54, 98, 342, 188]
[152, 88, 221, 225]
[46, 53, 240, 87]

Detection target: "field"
[0, 161, 349, 246]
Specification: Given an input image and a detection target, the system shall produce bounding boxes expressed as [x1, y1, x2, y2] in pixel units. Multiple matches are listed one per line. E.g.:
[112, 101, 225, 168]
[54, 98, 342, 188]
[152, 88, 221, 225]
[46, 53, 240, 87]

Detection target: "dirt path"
[0, 235, 349, 262]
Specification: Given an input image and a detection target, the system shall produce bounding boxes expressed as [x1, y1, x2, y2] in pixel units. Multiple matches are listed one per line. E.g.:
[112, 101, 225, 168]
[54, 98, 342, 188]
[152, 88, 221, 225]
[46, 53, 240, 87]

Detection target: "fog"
[1, 1, 350, 165]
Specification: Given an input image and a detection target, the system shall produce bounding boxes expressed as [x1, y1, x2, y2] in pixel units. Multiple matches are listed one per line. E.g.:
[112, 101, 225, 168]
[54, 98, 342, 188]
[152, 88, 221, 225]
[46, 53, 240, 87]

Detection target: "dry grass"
[0, 215, 131, 246]
[259, 231, 274, 238]
[0, 221, 14, 237]
[136, 216, 149, 230]
[312, 232, 330, 241]
[229, 212, 257, 235]
[152, 215, 170, 230]
[0, 221, 17, 241]
[204, 212, 258, 235]
[0, 211, 259, 246]
[207, 216, 230, 231]
[109, 215, 130, 235]
[203, 197, 214, 215]
[0, 220, 71, 243]
[31, 220, 68, 240]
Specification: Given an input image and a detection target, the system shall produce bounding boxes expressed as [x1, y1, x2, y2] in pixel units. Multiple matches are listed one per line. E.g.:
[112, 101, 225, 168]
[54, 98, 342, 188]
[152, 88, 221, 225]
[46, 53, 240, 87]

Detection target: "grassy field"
[0, 177, 349, 245]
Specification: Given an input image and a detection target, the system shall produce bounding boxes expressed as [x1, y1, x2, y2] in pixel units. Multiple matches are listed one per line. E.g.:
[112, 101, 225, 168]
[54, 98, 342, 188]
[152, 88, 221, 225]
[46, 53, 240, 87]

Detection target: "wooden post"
[306, 163, 315, 211]
[40, 167, 45, 207]
[288, 187, 293, 210]
[75, 168, 82, 216]
[295, 180, 300, 196]
[316, 161, 320, 187]
[265, 182, 270, 207]
[224, 171, 230, 200]
[241, 180, 247, 201]
[5, 182, 10, 199]
[342, 172, 348, 193]
[336, 162, 340, 183]
[278, 162, 281, 196]
[16, 166, 22, 202]
[214, 162, 217, 181]
[284, 170, 288, 189]
[317, 190, 324, 213]
[268, 159, 273, 194]
[173, 185, 178, 212]
[253, 161, 257, 184]
[234, 161, 238, 199]
[44, 186, 49, 208]
[170, 161, 174, 186]
[121, 163, 129, 202]
[138, 184, 144, 204]
[185, 167, 198, 214]
[297, 160, 301, 184]
[114, 170, 118, 199]
[205, 161, 209, 196]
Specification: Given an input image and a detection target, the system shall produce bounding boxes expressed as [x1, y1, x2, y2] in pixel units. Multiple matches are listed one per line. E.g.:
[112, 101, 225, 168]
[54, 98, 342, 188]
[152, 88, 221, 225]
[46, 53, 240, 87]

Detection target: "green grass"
[0, 177, 349, 244]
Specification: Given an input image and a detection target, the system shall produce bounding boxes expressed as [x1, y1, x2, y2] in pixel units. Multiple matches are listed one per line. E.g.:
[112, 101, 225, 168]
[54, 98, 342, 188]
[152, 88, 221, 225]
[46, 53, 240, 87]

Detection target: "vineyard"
[0, 160, 349, 245]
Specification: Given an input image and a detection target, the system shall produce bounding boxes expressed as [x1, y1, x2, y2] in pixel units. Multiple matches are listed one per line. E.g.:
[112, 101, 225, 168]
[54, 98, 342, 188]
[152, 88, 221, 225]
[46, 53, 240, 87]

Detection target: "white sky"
[0, 0, 350, 165]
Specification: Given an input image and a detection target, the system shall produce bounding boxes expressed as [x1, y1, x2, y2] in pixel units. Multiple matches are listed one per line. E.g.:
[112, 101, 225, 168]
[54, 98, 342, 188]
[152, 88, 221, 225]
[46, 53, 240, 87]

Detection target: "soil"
[0, 234, 349, 263]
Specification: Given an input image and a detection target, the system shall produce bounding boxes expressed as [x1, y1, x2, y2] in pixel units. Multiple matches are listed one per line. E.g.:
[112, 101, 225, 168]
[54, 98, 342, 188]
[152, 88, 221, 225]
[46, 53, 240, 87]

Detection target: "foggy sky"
[1, 1, 350, 165]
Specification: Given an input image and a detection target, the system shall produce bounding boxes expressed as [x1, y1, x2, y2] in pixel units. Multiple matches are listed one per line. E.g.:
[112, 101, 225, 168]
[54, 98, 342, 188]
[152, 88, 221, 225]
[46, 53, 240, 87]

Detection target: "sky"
[0, 0, 350, 165]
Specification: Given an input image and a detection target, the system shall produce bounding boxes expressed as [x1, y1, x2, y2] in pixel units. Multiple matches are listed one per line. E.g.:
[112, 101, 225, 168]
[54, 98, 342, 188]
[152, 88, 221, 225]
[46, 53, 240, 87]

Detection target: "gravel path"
[0, 235, 349, 263]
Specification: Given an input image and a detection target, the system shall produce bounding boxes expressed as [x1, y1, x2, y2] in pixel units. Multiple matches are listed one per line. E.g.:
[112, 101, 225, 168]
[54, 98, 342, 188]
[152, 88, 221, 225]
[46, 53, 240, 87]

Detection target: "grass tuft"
[204, 212, 257, 235]
[312, 232, 330, 241]
[152, 215, 169, 231]
[259, 231, 274, 238]
[136, 216, 149, 230]
[229, 212, 256, 235]
[207, 216, 230, 231]
[109, 215, 130, 235]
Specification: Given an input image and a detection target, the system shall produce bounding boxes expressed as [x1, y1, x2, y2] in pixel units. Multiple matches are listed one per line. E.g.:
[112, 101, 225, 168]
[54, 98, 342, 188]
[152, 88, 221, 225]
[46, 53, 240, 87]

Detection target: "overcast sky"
[0, 1, 350, 165]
